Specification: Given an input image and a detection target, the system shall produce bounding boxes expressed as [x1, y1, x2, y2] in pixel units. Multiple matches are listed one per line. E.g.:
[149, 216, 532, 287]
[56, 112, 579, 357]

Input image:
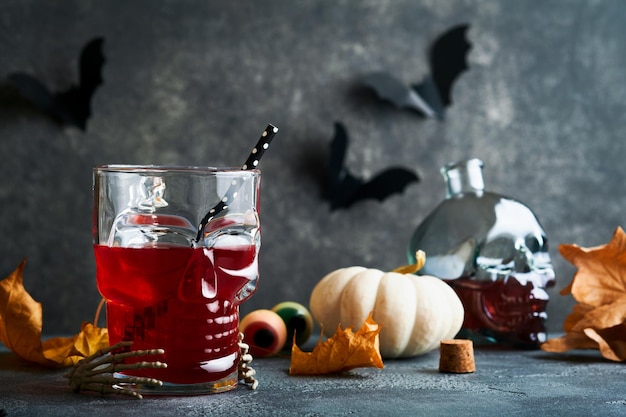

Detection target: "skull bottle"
[407, 159, 555, 348]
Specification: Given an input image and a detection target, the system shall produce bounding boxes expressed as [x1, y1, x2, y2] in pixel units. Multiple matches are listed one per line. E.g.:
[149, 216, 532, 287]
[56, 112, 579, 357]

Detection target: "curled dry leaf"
[0, 258, 109, 367]
[289, 312, 384, 375]
[541, 227, 626, 361]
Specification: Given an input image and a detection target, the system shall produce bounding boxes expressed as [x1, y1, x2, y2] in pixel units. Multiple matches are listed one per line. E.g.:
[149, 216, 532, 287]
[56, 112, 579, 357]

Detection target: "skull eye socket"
[476, 237, 516, 279]
[479, 237, 515, 262]
[524, 234, 548, 254]
[475, 233, 551, 280]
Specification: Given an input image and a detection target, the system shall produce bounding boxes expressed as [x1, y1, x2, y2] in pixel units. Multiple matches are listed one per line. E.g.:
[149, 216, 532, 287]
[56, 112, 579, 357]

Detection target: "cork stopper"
[439, 339, 475, 373]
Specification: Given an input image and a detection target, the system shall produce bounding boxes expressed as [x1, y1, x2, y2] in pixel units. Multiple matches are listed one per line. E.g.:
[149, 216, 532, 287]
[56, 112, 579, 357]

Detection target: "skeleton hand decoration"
[64, 341, 166, 399]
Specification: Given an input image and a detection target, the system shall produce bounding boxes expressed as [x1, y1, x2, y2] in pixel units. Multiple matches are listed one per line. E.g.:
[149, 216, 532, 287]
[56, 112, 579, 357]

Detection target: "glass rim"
[94, 164, 260, 175]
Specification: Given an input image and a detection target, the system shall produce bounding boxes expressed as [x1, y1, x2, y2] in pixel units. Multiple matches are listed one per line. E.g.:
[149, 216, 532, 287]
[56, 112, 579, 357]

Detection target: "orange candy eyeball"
[240, 309, 287, 357]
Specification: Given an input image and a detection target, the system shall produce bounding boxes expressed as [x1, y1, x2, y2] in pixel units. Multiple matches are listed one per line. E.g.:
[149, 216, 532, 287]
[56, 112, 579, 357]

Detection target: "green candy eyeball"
[271, 301, 314, 349]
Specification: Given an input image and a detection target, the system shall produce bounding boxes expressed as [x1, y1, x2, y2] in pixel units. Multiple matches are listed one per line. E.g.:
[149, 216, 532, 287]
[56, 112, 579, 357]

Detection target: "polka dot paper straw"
[242, 124, 278, 170]
[195, 124, 278, 243]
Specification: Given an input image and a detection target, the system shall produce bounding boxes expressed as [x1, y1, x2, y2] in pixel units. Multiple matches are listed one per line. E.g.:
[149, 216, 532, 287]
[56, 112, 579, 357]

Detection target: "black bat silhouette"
[362, 24, 471, 119]
[8, 37, 105, 131]
[326, 122, 419, 210]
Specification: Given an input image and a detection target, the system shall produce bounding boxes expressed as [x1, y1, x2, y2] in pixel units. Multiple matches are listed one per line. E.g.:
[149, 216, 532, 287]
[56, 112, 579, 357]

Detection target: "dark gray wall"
[1, 1, 625, 336]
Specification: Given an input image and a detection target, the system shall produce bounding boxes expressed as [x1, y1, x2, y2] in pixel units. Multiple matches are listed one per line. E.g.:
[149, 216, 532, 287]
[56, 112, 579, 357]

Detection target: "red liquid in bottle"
[94, 244, 257, 384]
[448, 275, 551, 348]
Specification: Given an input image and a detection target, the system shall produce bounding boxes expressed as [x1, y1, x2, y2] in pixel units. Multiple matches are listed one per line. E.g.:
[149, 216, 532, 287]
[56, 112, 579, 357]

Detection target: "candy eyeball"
[240, 309, 287, 357]
[271, 301, 313, 349]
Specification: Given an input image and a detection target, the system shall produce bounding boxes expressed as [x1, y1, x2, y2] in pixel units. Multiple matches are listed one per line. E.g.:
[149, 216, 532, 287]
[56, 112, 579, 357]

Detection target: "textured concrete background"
[0, 1, 625, 335]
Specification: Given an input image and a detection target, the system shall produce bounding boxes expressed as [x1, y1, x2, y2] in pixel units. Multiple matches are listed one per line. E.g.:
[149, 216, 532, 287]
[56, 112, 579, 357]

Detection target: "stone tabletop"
[1, 344, 625, 417]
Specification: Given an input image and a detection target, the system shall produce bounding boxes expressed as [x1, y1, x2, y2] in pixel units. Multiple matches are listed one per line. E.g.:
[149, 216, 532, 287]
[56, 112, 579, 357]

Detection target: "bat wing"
[362, 72, 437, 117]
[78, 37, 105, 99]
[8, 73, 60, 118]
[9, 72, 84, 128]
[328, 122, 364, 210]
[56, 37, 106, 130]
[414, 23, 471, 118]
[346, 167, 419, 207]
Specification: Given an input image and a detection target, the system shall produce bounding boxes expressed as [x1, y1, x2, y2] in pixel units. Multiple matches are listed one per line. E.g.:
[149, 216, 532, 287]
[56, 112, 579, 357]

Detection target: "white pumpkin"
[309, 254, 464, 358]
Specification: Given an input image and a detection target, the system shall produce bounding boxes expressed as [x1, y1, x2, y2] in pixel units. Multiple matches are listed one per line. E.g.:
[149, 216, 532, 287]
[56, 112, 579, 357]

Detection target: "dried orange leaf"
[568, 296, 626, 332]
[0, 259, 108, 367]
[558, 227, 626, 306]
[562, 303, 593, 332]
[289, 312, 384, 375]
[584, 325, 626, 362]
[42, 323, 109, 366]
[541, 330, 598, 353]
[0, 259, 51, 365]
[542, 228, 626, 361]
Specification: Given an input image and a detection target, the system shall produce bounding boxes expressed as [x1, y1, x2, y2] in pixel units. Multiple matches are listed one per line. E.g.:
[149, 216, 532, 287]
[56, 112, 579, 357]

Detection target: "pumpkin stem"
[391, 250, 426, 274]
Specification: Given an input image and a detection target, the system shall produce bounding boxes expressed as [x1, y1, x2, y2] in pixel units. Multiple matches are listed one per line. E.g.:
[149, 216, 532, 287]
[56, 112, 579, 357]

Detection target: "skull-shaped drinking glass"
[408, 159, 556, 348]
[93, 165, 261, 394]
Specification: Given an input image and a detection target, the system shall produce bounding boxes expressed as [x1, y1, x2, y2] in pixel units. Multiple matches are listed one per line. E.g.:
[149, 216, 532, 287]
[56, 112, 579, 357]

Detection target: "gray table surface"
[1, 342, 625, 417]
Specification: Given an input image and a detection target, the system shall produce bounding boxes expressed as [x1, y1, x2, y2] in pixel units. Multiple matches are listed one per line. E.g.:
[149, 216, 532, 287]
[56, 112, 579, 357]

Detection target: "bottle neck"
[441, 158, 485, 198]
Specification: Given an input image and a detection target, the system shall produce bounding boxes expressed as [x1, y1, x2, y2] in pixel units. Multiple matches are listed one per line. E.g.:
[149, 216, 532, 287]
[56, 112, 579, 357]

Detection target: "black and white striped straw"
[195, 124, 278, 243]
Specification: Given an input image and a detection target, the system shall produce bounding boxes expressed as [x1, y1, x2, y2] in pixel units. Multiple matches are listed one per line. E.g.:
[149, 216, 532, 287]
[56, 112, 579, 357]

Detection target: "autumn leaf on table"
[0, 259, 109, 367]
[289, 312, 384, 375]
[541, 227, 626, 361]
